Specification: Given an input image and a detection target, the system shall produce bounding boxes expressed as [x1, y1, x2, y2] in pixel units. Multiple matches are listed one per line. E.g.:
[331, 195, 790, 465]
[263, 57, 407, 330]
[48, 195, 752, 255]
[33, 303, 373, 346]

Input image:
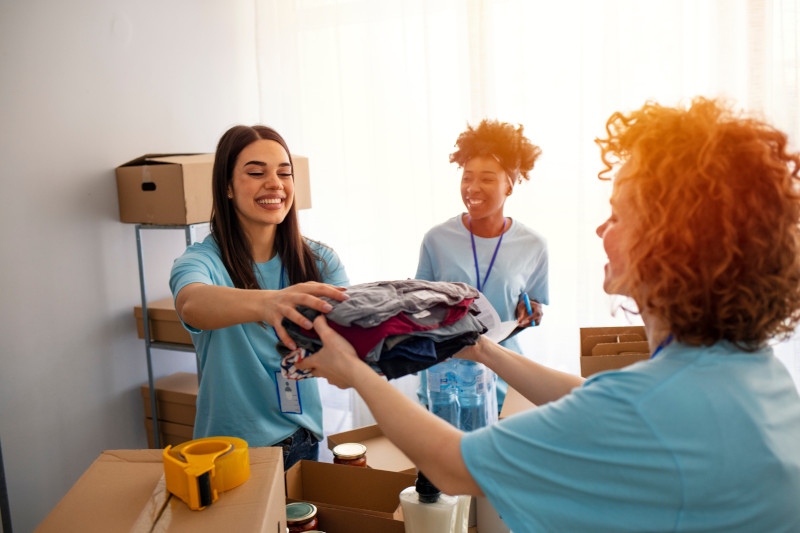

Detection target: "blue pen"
[523, 293, 533, 316]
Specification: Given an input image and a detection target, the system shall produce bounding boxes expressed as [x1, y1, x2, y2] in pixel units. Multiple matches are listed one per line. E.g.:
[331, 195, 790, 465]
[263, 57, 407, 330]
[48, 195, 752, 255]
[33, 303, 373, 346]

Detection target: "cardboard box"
[36, 447, 286, 533]
[313, 506, 406, 533]
[116, 153, 312, 225]
[285, 460, 415, 520]
[499, 386, 536, 419]
[579, 326, 649, 377]
[140, 372, 198, 426]
[326, 424, 416, 474]
[134, 297, 192, 345]
[144, 418, 194, 448]
[116, 153, 215, 225]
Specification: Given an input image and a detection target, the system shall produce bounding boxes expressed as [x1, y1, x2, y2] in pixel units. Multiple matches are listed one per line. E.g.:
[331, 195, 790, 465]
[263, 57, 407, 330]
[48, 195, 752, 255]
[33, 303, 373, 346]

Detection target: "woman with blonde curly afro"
[414, 119, 549, 421]
[299, 98, 800, 531]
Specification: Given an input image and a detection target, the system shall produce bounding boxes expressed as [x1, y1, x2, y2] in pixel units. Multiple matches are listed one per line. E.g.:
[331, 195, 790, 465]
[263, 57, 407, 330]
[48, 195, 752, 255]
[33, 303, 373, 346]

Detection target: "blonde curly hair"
[596, 97, 800, 349]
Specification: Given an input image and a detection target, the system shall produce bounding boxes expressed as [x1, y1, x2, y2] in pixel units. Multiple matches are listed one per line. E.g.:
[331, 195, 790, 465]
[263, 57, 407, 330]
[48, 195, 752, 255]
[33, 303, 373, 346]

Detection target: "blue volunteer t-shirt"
[170, 234, 349, 446]
[461, 341, 800, 532]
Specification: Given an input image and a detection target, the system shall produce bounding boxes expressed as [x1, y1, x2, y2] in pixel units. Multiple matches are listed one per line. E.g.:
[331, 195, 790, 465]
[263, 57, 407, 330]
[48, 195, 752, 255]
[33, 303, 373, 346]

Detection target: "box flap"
[285, 460, 414, 519]
[326, 425, 415, 474]
[591, 340, 650, 357]
[117, 153, 203, 168]
[314, 505, 406, 533]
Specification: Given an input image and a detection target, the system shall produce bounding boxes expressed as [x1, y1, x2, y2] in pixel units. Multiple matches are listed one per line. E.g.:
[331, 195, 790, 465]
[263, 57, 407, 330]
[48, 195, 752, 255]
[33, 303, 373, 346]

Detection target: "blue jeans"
[277, 427, 319, 470]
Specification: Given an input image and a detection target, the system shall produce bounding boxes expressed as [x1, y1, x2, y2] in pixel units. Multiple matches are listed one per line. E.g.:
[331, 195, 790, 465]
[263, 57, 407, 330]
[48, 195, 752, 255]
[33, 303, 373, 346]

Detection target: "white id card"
[275, 371, 303, 414]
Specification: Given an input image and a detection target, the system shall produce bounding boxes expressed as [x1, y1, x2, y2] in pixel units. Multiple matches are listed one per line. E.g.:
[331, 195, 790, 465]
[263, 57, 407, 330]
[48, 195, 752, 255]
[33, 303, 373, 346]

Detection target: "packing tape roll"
[163, 436, 250, 511]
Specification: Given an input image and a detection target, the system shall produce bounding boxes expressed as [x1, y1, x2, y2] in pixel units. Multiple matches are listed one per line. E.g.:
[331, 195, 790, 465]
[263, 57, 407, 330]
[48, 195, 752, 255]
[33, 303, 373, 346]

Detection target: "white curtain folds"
[254, 0, 800, 430]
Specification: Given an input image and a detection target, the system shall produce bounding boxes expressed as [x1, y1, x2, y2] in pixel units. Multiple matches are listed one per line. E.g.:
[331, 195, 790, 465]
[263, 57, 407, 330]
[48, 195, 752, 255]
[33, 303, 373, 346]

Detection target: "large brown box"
[116, 153, 215, 224]
[134, 297, 193, 345]
[579, 326, 649, 377]
[140, 372, 198, 426]
[499, 386, 536, 419]
[326, 424, 415, 474]
[36, 447, 286, 532]
[285, 460, 415, 520]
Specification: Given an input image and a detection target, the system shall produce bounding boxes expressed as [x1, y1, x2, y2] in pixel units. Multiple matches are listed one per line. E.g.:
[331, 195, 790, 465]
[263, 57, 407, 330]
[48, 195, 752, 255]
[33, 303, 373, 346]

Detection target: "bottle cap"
[286, 501, 317, 523]
[332, 442, 367, 460]
[415, 470, 441, 503]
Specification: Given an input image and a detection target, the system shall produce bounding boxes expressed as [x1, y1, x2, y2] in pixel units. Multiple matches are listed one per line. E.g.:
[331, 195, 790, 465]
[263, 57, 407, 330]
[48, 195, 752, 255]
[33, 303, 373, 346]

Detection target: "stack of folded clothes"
[278, 279, 487, 380]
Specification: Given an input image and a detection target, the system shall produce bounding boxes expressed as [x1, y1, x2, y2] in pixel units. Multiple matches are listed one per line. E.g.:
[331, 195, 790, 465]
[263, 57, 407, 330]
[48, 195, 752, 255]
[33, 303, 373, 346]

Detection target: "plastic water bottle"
[426, 360, 460, 427]
[455, 359, 497, 432]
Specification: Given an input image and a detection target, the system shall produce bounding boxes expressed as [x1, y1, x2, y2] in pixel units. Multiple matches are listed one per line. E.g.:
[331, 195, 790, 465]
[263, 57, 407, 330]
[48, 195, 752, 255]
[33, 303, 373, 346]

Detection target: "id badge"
[275, 371, 303, 414]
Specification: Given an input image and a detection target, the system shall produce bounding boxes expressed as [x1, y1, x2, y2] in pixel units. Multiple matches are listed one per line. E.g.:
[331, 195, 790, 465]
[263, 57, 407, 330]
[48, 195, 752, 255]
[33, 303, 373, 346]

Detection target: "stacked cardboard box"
[134, 297, 192, 345]
[140, 372, 198, 448]
[36, 447, 286, 532]
[579, 326, 649, 377]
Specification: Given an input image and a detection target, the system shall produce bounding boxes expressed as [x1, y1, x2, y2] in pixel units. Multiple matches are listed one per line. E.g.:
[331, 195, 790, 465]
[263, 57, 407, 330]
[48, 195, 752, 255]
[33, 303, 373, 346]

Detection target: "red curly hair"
[450, 119, 542, 184]
[596, 97, 800, 349]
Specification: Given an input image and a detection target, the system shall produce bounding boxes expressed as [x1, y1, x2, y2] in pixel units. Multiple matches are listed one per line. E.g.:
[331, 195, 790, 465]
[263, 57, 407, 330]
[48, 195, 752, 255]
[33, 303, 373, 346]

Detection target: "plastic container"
[399, 471, 457, 533]
[455, 359, 497, 432]
[286, 502, 319, 532]
[331, 442, 367, 467]
[426, 360, 460, 426]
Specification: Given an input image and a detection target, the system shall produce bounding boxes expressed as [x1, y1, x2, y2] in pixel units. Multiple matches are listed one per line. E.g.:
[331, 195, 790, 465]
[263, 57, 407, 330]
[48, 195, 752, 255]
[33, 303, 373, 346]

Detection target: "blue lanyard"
[469, 216, 506, 293]
[650, 333, 674, 359]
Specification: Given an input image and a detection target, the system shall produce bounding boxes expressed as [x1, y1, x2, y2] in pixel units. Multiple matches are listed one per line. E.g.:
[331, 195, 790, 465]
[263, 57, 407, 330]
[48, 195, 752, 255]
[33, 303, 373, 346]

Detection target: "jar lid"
[286, 502, 317, 523]
[332, 442, 367, 460]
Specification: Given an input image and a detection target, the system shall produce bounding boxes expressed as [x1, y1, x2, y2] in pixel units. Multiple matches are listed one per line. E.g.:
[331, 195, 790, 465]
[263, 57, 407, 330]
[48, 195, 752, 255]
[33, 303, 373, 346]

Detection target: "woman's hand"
[263, 282, 348, 349]
[515, 298, 543, 326]
[294, 315, 364, 389]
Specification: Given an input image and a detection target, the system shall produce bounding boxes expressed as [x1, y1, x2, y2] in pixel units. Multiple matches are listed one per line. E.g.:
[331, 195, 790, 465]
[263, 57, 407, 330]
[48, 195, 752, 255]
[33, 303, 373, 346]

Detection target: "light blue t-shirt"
[169, 234, 349, 446]
[461, 342, 800, 532]
[416, 214, 549, 408]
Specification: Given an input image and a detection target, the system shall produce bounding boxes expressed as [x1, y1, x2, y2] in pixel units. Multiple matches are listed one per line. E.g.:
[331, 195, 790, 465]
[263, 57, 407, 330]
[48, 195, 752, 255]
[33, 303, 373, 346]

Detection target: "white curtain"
[254, 0, 800, 433]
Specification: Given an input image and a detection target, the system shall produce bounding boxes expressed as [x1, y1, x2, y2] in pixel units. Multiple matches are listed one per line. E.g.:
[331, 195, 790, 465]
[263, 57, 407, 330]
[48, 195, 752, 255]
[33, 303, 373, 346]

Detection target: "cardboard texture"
[116, 153, 215, 225]
[140, 372, 198, 426]
[116, 153, 312, 224]
[313, 506, 406, 533]
[36, 447, 286, 533]
[285, 460, 415, 520]
[134, 296, 193, 345]
[326, 424, 416, 474]
[499, 386, 536, 419]
[579, 326, 649, 377]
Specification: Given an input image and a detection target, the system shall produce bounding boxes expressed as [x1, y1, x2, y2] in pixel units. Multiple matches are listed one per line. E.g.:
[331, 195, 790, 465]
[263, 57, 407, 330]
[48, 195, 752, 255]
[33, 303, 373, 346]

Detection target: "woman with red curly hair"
[415, 119, 549, 420]
[300, 98, 800, 531]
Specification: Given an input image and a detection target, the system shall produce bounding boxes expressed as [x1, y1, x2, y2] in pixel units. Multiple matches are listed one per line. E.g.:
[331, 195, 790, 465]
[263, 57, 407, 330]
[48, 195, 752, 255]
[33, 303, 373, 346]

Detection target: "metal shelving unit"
[135, 223, 205, 448]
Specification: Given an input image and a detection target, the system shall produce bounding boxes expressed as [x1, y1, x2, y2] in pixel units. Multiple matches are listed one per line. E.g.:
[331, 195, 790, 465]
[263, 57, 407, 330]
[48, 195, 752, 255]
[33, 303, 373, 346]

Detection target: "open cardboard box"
[326, 424, 416, 474]
[116, 153, 215, 225]
[134, 297, 193, 345]
[36, 447, 286, 533]
[116, 153, 312, 225]
[499, 386, 536, 419]
[580, 326, 649, 377]
[140, 372, 198, 426]
[285, 459, 415, 521]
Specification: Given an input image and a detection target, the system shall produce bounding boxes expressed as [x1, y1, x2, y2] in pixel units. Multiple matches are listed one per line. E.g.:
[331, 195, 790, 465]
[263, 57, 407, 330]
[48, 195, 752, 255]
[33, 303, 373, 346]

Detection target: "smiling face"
[596, 165, 638, 297]
[460, 155, 511, 223]
[228, 139, 295, 236]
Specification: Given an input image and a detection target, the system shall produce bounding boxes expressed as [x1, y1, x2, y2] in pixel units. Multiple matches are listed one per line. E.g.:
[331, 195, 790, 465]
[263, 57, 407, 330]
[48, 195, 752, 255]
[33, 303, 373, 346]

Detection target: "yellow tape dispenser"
[162, 436, 250, 511]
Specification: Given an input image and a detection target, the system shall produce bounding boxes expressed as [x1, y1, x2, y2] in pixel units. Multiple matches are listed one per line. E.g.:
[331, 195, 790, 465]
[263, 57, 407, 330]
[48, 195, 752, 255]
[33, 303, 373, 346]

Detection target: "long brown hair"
[210, 125, 321, 289]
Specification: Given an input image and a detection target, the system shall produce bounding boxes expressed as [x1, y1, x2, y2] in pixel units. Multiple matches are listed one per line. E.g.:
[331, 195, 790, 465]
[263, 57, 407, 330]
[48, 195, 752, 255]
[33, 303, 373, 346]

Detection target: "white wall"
[0, 1, 259, 530]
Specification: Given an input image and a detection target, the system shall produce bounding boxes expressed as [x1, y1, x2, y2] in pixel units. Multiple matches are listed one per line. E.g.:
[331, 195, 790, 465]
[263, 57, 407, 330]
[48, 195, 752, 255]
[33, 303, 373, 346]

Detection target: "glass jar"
[286, 502, 319, 532]
[332, 443, 367, 467]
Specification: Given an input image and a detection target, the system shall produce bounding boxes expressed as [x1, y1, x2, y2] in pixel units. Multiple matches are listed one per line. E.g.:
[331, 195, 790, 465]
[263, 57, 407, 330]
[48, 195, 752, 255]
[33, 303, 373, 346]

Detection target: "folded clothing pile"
[277, 279, 487, 380]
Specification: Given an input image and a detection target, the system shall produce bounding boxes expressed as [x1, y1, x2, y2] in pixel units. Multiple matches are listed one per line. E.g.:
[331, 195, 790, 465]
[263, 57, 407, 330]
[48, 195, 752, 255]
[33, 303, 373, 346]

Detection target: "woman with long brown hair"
[170, 125, 349, 469]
